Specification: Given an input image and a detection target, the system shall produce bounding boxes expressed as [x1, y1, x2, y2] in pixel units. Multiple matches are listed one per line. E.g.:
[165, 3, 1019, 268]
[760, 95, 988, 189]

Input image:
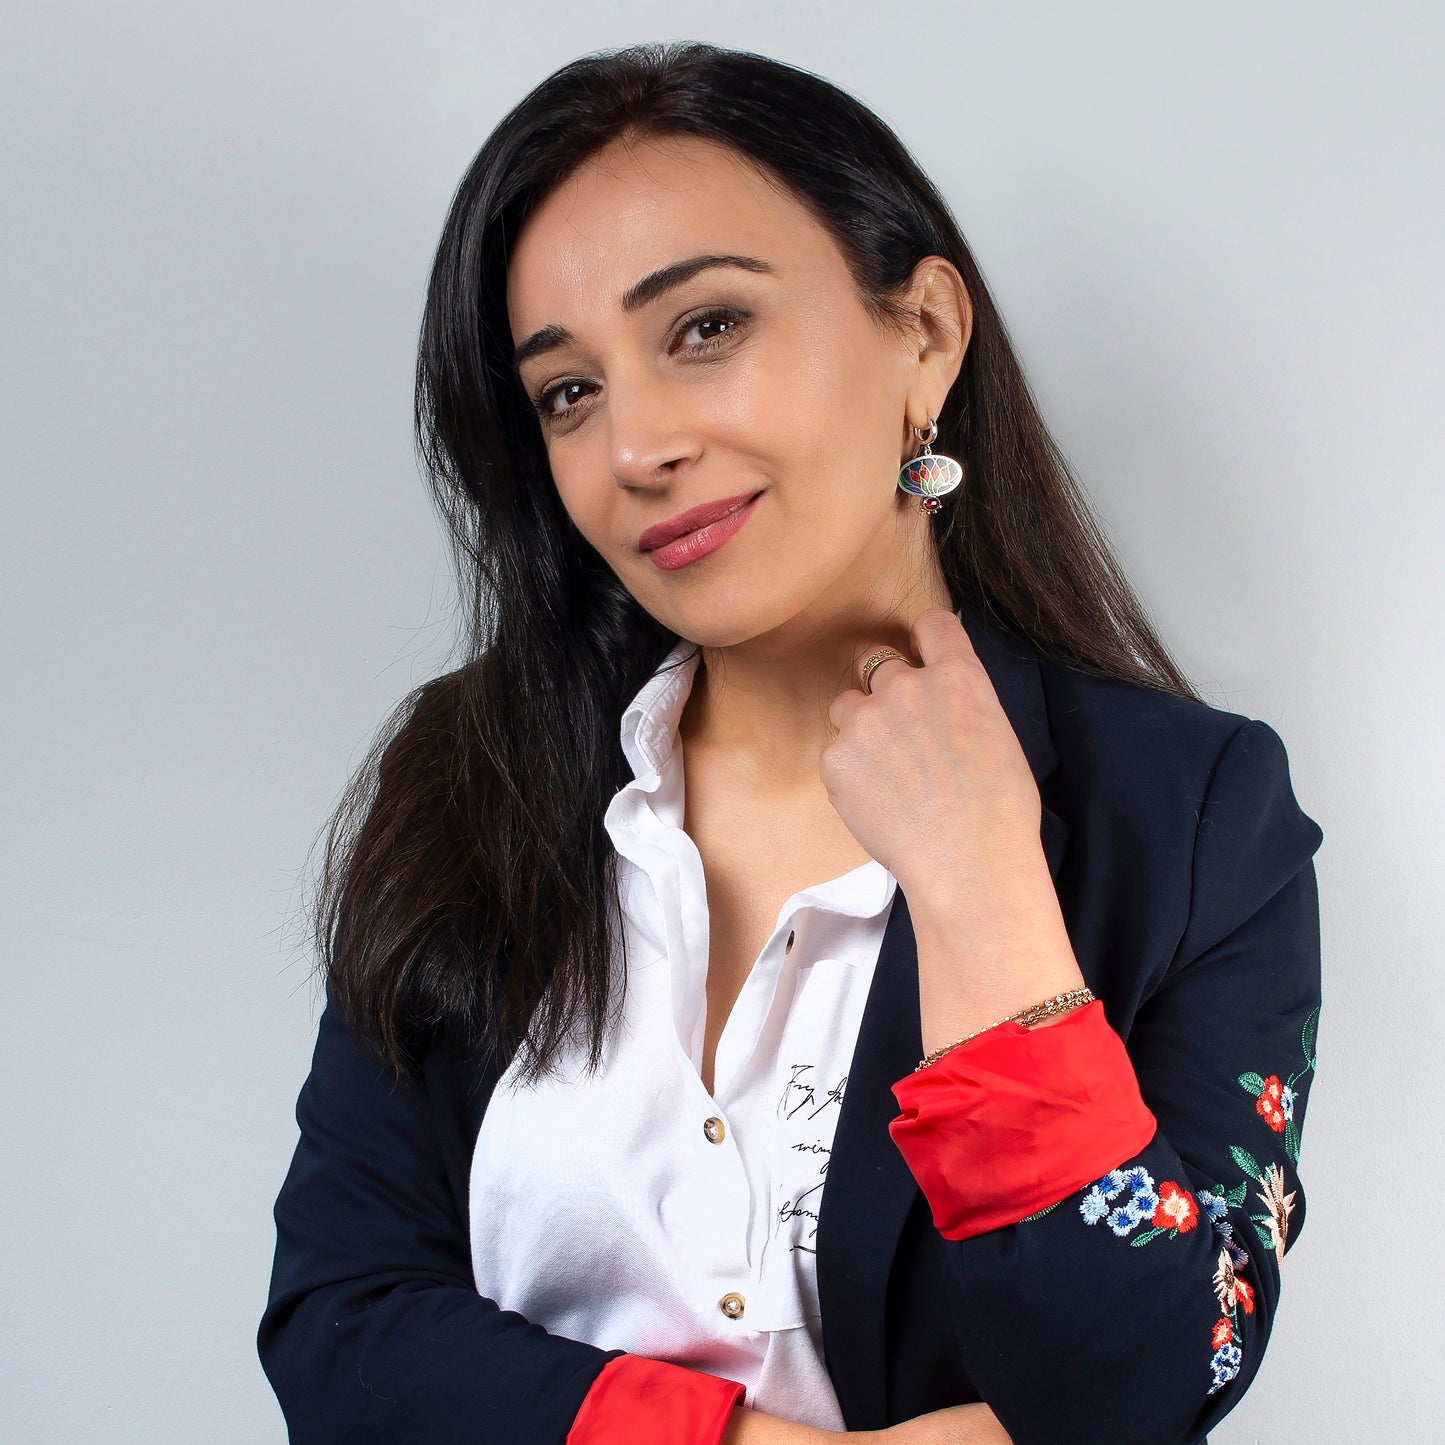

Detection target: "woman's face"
[506, 134, 965, 649]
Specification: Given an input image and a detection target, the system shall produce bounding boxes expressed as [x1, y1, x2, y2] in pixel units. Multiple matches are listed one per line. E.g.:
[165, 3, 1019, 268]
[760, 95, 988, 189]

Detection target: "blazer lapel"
[817, 602, 1068, 1427]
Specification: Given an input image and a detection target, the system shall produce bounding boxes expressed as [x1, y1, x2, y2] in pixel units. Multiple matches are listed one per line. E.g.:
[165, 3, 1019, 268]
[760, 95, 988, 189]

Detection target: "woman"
[259, 40, 1323, 1445]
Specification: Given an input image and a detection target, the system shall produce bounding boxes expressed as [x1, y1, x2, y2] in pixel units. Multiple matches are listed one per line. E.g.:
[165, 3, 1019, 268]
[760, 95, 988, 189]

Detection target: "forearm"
[905, 845, 1085, 1058]
[719, 1406, 857, 1444]
[720, 1402, 1010, 1445]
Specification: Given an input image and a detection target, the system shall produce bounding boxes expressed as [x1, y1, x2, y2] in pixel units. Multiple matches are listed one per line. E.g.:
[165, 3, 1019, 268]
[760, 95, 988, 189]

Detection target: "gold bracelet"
[914, 987, 1096, 1072]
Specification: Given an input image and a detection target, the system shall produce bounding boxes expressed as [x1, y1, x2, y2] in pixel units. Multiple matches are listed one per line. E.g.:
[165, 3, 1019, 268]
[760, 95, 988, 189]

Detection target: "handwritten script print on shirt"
[774, 1062, 848, 1257]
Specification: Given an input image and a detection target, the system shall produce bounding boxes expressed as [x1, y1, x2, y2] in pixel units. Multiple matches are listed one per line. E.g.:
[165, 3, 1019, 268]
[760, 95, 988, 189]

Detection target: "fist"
[819, 608, 1042, 893]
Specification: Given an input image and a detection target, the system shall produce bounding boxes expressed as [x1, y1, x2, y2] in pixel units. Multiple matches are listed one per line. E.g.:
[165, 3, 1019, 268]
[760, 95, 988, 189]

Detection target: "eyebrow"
[510, 253, 776, 371]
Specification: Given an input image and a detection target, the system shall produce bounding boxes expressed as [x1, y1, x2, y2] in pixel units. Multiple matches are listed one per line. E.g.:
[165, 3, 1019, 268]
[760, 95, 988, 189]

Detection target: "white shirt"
[469, 637, 898, 1428]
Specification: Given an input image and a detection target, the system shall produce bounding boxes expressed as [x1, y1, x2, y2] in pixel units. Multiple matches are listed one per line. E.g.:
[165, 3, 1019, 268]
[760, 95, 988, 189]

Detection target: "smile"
[641, 491, 763, 571]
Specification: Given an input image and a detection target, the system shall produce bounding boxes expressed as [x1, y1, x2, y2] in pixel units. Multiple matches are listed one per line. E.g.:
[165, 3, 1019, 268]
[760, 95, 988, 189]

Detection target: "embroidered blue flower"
[1197, 1190, 1228, 1224]
[1208, 1342, 1243, 1394]
[1120, 1166, 1154, 1195]
[1196, 1190, 1236, 1245]
[1097, 1165, 1160, 1235]
[1107, 1206, 1140, 1237]
[1281, 1085, 1296, 1121]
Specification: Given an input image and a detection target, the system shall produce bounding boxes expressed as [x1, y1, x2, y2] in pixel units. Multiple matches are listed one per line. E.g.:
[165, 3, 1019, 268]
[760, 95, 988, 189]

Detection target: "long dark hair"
[315, 40, 1201, 1085]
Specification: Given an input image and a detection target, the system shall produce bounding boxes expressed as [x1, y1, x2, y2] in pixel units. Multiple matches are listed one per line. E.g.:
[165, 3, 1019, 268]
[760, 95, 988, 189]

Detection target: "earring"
[896, 416, 963, 515]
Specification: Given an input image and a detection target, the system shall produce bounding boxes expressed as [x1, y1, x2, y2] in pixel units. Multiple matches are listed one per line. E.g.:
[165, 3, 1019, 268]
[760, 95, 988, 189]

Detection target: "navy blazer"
[260, 603, 1324, 1445]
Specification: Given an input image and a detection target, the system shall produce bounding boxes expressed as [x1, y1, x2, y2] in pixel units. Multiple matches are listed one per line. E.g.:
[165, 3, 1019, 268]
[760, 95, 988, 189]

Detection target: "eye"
[533, 379, 596, 421]
[530, 306, 752, 425]
[674, 306, 749, 351]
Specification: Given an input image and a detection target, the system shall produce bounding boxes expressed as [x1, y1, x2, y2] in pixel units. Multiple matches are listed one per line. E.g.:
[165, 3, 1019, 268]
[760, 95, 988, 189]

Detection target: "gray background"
[4, 2, 1441, 1440]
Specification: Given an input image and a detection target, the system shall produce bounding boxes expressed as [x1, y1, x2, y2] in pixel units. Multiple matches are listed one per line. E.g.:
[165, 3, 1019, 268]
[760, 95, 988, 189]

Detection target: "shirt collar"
[619, 638, 702, 788]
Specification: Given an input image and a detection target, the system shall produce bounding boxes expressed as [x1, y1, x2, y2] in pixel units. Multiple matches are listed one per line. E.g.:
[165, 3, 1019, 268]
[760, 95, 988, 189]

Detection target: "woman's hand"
[821, 607, 1040, 891]
[821, 606, 1084, 1052]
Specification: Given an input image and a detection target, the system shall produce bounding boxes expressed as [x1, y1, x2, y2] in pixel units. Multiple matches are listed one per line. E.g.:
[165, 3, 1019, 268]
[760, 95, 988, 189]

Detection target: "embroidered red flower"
[1211, 1317, 1234, 1350]
[1152, 1181, 1199, 1233]
[1255, 1075, 1286, 1132]
[1235, 1277, 1255, 1314]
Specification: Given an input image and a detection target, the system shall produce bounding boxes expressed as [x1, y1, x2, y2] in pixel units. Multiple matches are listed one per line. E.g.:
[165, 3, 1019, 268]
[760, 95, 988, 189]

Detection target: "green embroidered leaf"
[1302, 1007, 1319, 1069]
[1253, 1220, 1275, 1249]
[1225, 1182, 1249, 1209]
[1285, 1119, 1301, 1164]
[1017, 1202, 1060, 1224]
[1230, 1146, 1263, 1181]
[1130, 1227, 1166, 1247]
[1237, 1072, 1266, 1095]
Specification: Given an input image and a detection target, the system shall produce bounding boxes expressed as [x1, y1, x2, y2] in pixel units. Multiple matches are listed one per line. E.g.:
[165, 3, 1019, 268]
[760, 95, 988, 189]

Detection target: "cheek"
[785, 317, 905, 464]
[547, 458, 613, 551]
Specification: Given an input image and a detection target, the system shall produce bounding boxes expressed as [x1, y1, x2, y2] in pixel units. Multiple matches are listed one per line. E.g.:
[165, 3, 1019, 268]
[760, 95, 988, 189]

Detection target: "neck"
[677, 524, 954, 787]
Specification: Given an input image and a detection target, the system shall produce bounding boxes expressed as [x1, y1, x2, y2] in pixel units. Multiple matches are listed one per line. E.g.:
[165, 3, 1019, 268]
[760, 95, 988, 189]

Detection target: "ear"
[899, 256, 972, 437]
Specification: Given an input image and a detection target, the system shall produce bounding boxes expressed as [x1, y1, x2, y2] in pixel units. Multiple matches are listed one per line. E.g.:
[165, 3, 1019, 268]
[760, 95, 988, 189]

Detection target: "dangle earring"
[896, 416, 963, 516]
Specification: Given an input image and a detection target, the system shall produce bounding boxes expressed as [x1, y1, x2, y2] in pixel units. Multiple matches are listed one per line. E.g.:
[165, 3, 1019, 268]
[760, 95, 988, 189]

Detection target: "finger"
[827, 685, 868, 732]
[910, 605, 979, 667]
[859, 651, 914, 696]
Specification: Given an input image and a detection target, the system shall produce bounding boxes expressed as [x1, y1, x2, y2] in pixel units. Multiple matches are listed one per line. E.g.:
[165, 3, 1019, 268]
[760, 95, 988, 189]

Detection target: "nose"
[605, 369, 701, 488]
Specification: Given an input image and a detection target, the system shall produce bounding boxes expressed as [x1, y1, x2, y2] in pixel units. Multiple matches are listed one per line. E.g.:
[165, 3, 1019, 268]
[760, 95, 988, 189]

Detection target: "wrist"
[900, 836, 1056, 937]
[915, 986, 1095, 1072]
[905, 850, 1083, 1058]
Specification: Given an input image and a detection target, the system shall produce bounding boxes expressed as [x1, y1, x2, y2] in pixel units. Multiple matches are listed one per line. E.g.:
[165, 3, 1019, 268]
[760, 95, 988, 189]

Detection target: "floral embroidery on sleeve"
[1236, 1003, 1316, 1165]
[1065, 1006, 1319, 1397]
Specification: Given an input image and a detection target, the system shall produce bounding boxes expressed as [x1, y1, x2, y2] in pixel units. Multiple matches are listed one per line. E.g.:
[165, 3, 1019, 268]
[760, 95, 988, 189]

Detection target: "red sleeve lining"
[566, 1354, 747, 1445]
[889, 1000, 1157, 1240]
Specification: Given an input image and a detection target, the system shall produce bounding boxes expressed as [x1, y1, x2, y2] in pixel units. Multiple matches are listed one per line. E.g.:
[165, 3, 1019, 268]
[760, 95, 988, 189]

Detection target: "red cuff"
[889, 1000, 1157, 1241]
[566, 1354, 747, 1445]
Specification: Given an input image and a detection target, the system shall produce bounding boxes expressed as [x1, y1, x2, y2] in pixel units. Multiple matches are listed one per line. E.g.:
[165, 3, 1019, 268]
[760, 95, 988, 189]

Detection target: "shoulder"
[960, 602, 1271, 803]
[962, 601, 1262, 805]
[1028, 645, 1323, 910]
[961, 603, 1319, 851]
[1035, 651, 1255, 799]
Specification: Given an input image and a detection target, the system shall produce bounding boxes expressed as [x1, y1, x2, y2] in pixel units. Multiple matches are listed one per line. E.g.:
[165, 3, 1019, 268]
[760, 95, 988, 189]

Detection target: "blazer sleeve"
[258, 990, 744, 1444]
[887, 718, 1325, 1445]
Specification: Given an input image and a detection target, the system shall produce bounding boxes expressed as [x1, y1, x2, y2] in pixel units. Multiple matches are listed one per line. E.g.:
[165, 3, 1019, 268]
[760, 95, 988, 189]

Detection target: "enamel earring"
[896, 416, 963, 515]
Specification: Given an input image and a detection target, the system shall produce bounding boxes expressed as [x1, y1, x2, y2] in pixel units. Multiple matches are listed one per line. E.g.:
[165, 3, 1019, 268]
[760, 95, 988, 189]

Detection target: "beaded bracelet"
[914, 987, 1096, 1072]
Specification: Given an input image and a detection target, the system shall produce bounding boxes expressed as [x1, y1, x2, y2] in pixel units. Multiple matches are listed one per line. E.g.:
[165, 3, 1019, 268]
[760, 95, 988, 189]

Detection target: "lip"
[639, 490, 762, 553]
[642, 490, 763, 571]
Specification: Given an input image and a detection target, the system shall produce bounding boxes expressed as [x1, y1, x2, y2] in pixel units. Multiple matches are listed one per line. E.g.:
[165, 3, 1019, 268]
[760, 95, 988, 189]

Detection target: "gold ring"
[860, 647, 909, 695]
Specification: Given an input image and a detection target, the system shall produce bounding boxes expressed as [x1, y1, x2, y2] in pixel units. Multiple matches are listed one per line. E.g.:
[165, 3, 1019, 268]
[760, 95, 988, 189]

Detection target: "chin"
[646, 583, 833, 652]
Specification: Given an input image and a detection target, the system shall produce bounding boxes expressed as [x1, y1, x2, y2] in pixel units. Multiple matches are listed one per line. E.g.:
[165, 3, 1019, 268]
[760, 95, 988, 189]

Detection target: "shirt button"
[719, 1292, 746, 1320]
[703, 1116, 726, 1144]
[785, 929, 796, 955]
